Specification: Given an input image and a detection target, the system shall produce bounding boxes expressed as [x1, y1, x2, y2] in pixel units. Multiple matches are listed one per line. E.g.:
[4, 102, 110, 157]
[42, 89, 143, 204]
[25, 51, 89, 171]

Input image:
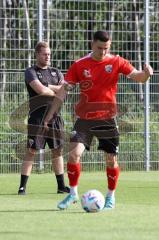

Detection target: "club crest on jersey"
[36, 71, 43, 79]
[83, 69, 92, 78]
[51, 72, 57, 77]
[105, 65, 113, 73]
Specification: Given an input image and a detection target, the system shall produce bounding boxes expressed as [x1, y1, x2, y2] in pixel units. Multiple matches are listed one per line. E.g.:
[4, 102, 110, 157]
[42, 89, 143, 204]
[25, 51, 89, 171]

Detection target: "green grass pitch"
[0, 172, 159, 240]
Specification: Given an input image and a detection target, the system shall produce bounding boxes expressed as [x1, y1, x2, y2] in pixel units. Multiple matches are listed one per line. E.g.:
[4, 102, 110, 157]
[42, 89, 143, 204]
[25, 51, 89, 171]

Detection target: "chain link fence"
[0, 0, 159, 173]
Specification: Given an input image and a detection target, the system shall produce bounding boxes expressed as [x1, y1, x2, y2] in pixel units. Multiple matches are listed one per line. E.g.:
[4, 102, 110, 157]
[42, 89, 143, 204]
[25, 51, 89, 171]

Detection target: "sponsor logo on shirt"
[80, 80, 93, 91]
[83, 69, 92, 78]
[105, 65, 113, 73]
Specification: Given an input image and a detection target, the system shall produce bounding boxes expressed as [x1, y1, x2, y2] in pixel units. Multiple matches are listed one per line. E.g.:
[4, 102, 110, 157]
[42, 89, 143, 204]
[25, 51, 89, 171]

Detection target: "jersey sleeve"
[56, 70, 64, 84]
[64, 62, 79, 85]
[118, 56, 135, 76]
[25, 67, 37, 84]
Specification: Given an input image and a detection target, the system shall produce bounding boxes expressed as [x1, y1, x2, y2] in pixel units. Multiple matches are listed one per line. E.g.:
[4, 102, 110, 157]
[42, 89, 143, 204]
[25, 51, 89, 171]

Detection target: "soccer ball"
[81, 189, 105, 213]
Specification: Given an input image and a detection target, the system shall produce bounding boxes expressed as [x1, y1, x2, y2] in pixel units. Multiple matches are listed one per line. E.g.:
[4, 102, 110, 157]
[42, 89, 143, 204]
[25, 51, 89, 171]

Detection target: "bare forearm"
[44, 83, 74, 127]
[29, 80, 56, 96]
[44, 85, 67, 125]
[44, 97, 63, 122]
[48, 84, 62, 92]
[131, 71, 150, 83]
[129, 64, 153, 83]
[40, 87, 56, 96]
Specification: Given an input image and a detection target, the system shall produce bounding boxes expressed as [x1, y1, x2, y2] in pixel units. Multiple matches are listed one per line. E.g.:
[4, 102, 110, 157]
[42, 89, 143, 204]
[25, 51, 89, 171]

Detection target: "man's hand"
[43, 116, 51, 130]
[143, 63, 153, 78]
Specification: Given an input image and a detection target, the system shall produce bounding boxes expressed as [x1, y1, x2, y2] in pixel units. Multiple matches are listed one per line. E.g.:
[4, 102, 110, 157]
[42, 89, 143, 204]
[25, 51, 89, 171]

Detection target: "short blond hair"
[35, 41, 50, 53]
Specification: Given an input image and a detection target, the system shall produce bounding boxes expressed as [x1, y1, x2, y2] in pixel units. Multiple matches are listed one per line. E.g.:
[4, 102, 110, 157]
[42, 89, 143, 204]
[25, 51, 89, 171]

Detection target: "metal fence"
[0, 0, 159, 173]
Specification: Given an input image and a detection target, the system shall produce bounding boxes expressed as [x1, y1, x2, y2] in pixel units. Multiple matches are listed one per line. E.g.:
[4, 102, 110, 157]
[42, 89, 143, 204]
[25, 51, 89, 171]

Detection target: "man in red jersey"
[45, 31, 153, 210]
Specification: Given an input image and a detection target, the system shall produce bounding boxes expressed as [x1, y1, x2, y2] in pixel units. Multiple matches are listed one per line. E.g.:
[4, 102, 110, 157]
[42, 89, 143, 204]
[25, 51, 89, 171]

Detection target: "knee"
[52, 148, 63, 158]
[68, 143, 85, 163]
[106, 153, 118, 168]
[27, 148, 36, 157]
[69, 151, 81, 163]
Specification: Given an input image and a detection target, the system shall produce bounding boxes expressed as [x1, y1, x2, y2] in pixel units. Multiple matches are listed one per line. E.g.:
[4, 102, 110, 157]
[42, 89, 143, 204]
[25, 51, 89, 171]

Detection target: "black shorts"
[70, 118, 119, 154]
[27, 114, 64, 150]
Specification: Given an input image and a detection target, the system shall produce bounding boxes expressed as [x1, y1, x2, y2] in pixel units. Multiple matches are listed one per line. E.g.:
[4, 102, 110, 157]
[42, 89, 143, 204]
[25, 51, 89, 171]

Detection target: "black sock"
[19, 175, 29, 189]
[56, 174, 65, 189]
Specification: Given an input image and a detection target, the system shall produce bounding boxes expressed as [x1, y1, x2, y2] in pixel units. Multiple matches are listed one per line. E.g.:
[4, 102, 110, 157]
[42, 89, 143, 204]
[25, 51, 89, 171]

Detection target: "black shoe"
[18, 187, 26, 195]
[57, 186, 70, 194]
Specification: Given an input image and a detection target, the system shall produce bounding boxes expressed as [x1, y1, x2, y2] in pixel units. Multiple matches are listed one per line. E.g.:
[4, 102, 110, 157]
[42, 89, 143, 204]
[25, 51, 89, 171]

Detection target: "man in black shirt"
[18, 41, 69, 195]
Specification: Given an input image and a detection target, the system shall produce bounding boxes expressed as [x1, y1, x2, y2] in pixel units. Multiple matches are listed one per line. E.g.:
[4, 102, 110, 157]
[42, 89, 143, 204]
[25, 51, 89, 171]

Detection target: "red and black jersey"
[65, 53, 134, 120]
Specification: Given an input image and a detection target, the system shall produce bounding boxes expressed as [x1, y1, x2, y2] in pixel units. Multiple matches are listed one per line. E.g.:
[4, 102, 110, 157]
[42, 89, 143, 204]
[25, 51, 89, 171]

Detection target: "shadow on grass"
[127, 186, 159, 189]
[0, 209, 59, 213]
[0, 192, 57, 196]
[0, 209, 85, 214]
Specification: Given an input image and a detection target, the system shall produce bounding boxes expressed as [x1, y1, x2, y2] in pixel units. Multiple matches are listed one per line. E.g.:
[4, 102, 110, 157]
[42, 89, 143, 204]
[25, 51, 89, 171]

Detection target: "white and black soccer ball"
[81, 189, 105, 213]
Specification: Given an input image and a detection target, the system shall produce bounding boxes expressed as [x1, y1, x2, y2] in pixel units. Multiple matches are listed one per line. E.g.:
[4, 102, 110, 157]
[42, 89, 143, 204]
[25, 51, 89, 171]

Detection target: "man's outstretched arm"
[44, 83, 74, 129]
[128, 63, 153, 83]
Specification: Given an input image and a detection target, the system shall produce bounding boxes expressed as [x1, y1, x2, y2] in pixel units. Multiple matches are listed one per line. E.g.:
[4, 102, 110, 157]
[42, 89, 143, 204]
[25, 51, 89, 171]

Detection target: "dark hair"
[35, 41, 50, 53]
[93, 31, 110, 42]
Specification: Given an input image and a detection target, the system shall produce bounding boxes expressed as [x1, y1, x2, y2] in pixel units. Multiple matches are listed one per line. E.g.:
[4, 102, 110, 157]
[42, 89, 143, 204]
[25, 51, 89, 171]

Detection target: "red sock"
[106, 166, 120, 191]
[67, 162, 81, 187]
